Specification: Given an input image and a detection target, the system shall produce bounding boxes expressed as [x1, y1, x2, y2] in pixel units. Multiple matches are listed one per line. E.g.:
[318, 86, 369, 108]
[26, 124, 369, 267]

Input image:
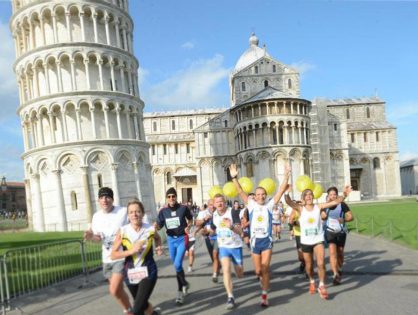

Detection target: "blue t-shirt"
[157, 203, 193, 237]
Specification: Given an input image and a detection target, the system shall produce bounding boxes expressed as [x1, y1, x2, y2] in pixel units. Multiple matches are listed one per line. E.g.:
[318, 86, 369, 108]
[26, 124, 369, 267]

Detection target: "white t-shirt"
[300, 205, 324, 245]
[247, 199, 274, 239]
[212, 208, 242, 248]
[120, 223, 155, 267]
[92, 206, 128, 263]
[197, 209, 212, 231]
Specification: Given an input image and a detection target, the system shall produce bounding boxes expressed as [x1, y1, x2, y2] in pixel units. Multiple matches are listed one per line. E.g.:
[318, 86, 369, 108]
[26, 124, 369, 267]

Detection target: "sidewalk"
[6, 230, 418, 315]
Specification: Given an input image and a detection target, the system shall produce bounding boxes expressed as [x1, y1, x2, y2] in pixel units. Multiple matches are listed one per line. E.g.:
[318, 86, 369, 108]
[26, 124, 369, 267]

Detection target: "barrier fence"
[0, 240, 101, 315]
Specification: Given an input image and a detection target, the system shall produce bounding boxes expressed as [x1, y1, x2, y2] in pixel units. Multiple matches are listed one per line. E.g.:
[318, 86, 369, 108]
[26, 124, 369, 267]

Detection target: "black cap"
[98, 187, 114, 199]
[166, 187, 177, 197]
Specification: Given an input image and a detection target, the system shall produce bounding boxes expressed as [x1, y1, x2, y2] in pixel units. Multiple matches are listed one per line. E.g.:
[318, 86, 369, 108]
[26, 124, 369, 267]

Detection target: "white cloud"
[143, 54, 230, 109]
[0, 20, 17, 95]
[387, 101, 418, 126]
[181, 41, 195, 49]
[290, 61, 316, 75]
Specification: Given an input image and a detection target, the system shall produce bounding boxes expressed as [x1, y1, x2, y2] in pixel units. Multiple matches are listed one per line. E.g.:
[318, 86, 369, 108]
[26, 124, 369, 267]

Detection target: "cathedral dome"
[234, 33, 270, 73]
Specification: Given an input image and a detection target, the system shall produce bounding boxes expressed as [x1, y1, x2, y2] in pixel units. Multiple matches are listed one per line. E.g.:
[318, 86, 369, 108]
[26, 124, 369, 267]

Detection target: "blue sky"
[1, 0, 417, 181]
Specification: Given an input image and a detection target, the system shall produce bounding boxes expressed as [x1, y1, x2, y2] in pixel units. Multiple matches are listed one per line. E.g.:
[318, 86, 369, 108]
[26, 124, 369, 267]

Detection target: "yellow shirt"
[292, 210, 301, 237]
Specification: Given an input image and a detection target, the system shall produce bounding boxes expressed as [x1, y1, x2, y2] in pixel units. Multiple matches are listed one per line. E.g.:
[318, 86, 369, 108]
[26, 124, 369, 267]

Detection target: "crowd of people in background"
[83, 164, 353, 315]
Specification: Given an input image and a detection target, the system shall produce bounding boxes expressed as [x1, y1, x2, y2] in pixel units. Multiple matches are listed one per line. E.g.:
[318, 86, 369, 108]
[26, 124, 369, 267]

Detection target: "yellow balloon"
[258, 178, 276, 195]
[296, 175, 314, 192]
[313, 183, 324, 199]
[238, 177, 254, 194]
[209, 185, 223, 199]
[223, 181, 238, 198]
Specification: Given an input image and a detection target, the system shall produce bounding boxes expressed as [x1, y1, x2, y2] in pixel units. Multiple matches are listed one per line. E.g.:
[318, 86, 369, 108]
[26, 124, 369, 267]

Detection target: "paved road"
[7, 230, 418, 315]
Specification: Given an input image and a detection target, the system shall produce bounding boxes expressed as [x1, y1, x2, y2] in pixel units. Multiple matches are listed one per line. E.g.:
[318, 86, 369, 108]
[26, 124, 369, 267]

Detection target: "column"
[29, 20, 34, 49]
[43, 62, 51, 94]
[52, 169, 68, 231]
[116, 105, 122, 139]
[70, 59, 76, 91]
[61, 109, 68, 141]
[23, 178, 34, 230]
[80, 166, 93, 222]
[65, 12, 72, 42]
[291, 124, 295, 144]
[90, 107, 97, 139]
[21, 122, 29, 151]
[298, 125, 303, 144]
[104, 14, 110, 45]
[133, 113, 139, 140]
[21, 26, 27, 52]
[103, 106, 110, 138]
[13, 33, 20, 57]
[32, 119, 38, 147]
[110, 60, 116, 91]
[79, 12, 85, 41]
[127, 67, 133, 94]
[110, 163, 120, 205]
[119, 66, 126, 92]
[284, 125, 288, 144]
[36, 115, 44, 146]
[25, 73, 32, 100]
[97, 58, 104, 90]
[48, 111, 56, 144]
[32, 66, 39, 98]
[125, 111, 133, 138]
[84, 59, 90, 89]
[40, 17, 46, 45]
[31, 173, 45, 232]
[52, 13, 58, 43]
[75, 109, 82, 140]
[92, 12, 98, 43]
[121, 26, 127, 50]
[115, 18, 121, 48]
[133, 162, 142, 199]
[253, 129, 256, 147]
[56, 61, 63, 92]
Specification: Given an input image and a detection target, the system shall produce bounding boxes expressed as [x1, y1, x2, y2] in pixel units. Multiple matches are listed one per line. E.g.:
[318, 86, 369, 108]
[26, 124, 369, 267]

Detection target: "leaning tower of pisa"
[10, 0, 156, 232]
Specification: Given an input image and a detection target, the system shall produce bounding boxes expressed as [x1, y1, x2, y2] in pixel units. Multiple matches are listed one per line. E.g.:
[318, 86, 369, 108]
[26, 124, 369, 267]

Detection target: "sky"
[1, 0, 418, 181]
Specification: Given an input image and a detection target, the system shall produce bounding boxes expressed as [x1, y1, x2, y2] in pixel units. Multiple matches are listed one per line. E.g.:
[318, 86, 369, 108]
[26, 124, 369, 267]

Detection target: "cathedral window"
[373, 157, 380, 169]
[366, 107, 370, 118]
[204, 132, 208, 138]
[334, 124, 338, 131]
[97, 174, 103, 188]
[241, 82, 246, 91]
[351, 133, 355, 143]
[288, 78, 292, 89]
[175, 144, 178, 154]
[224, 120, 228, 127]
[166, 172, 172, 185]
[71, 191, 78, 210]
[246, 159, 254, 177]
[272, 65, 276, 73]
[189, 119, 193, 129]
[264, 80, 269, 87]
[152, 121, 157, 132]
[364, 133, 368, 142]
[186, 143, 190, 154]
[151, 145, 155, 155]
[254, 66, 259, 74]
[346, 108, 350, 119]
[376, 132, 380, 142]
[171, 120, 176, 130]
[163, 144, 167, 155]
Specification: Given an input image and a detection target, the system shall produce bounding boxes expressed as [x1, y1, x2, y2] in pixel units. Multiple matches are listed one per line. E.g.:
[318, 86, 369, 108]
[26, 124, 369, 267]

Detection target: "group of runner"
[84, 163, 353, 314]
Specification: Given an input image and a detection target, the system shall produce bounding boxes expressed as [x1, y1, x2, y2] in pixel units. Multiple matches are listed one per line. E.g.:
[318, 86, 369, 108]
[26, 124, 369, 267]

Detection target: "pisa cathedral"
[11, 0, 155, 232]
[145, 34, 401, 206]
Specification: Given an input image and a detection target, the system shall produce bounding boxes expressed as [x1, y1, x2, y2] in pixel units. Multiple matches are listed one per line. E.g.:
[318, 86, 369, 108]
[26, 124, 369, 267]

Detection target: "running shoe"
[333, 274, 341, 285]
[175, 292, 184, 305]
[212, 274, 218, 283]
[182, 282, 190, 296]
[318, 285, 329, 300]
[260, 295, 269, 307]
[152, 307, 162, 315]
[309, 282, 316, 294]
[123, 308, 134, 315]
[187, 266, 193, 273]
[225, 297, 235, 310]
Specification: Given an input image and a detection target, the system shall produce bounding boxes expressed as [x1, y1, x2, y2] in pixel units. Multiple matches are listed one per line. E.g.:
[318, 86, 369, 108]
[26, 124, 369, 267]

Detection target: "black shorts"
[325, 230, 347, 247]
[301, 242, 323, 253]
[295, 235, 301, 249]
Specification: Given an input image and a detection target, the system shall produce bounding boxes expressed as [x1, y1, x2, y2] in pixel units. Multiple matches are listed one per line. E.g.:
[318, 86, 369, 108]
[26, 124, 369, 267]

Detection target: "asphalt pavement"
[6, 229, 418, 315]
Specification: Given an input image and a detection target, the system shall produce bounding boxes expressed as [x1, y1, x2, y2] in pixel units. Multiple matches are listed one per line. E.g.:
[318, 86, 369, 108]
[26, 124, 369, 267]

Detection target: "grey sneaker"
[182, 282, 190, 296]
[175, 292, 184, 305]
[225, 297, 235, 310]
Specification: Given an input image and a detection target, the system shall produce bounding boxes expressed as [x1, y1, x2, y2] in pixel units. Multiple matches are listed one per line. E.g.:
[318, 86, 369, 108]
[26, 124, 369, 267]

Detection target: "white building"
[400, 158, 418, 195]
[10, 0, 155, 231]
[145, 34, 401, 206]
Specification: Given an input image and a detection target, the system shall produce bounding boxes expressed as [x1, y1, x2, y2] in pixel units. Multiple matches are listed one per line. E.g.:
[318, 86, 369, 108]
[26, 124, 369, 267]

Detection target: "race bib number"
[328, 218, 342, 232]
[166, 217, 180, 229]
[127, 266, 148, 284]
[253, 215, 268, 236]
[218, 229, 233, 245]
[305, 228, 318, 237]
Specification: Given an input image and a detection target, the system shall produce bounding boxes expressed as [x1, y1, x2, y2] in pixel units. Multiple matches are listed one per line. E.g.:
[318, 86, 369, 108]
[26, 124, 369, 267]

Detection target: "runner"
[83, 187, 132, 315]
[272, 204, 282, 241]
[185, 220, 196, 273]
[230, 163, 291, 307]
[155, 187, 193, 305]
[211, 194, 244, 309]
[241, 193, 254, 250]
[284, 184, 352, 300]
[288, 202, 306, 275]
[111, 199, 163, 315]
[324, 186, 353, 285]
[195, 199, 220, 283]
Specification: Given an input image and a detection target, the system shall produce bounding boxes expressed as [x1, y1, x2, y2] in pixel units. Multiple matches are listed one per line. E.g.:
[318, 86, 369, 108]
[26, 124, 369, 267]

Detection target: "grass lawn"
[347, 197, 418, 249]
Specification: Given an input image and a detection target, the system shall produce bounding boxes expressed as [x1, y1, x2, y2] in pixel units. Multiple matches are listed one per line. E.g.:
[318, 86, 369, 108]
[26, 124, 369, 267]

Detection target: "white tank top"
[300, 205, 324, 245]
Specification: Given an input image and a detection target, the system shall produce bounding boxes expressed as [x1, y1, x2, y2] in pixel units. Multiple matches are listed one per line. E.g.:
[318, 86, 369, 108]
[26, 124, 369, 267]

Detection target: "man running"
[211, 194, 244, 309]
[324, 186, 353, 285]
[230, 163, 290, 307]
[155, 187, 193, 305]
[84, 187, 132, 314]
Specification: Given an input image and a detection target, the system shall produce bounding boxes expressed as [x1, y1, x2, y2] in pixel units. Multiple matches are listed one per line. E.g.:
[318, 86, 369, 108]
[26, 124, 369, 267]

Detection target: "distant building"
[400, 158, 418, 195]
[145, 34, 401, 206]
[0, 177, 27, 215]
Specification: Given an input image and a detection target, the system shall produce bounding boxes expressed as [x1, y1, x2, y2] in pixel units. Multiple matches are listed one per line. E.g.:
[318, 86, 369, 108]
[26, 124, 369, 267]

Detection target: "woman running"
[284, 184, 352, 300]
[111, 199, 163, 315]
[230, 163, 290, 307]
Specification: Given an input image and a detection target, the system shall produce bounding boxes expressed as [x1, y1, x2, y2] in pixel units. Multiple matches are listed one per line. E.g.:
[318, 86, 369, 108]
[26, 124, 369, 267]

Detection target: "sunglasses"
[167, 195, 176, 199]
